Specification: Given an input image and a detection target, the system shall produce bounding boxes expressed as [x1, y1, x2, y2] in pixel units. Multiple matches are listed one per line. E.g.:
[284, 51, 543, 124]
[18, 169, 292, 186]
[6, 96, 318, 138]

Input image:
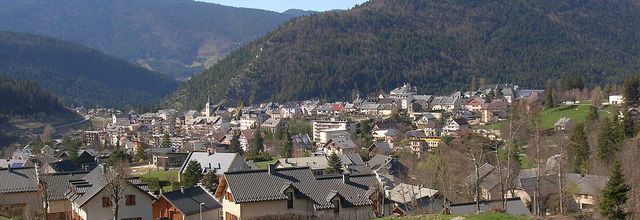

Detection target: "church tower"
[204, 96, 213, 117]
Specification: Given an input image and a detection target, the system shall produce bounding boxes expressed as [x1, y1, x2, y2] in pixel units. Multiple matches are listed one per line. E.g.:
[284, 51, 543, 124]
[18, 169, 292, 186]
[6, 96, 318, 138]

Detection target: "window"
[333, 199, 340, 214]
[286, 192, 294, 209]
[225, 212, 238, 220]
[125, 195, 136, 205]
[225, 191, 234, 202]
[101, 197, 112, 207]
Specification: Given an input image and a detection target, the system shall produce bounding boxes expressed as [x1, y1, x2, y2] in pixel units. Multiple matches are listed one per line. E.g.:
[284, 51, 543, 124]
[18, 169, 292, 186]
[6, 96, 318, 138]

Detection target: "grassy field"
[380, 213, 532, 220]
[253, 157, 280, 169]
[141, 169, 179, 181]
[479, 103, 617, 131]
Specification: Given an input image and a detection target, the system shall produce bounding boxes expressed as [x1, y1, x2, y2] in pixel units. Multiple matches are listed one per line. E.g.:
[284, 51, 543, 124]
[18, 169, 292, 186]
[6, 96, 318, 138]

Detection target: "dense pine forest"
[0, 0, 298, 77]
[166, 0, 640, 109]
[0, 31, 177, 108]
[0, 75, 70, 118]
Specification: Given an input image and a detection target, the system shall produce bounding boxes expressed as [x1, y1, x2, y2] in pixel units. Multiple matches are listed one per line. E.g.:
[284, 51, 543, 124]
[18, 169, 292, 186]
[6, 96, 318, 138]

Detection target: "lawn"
[253, 157, 280, 169]
[380, 213, 532, 220]
[539, 104, 613, 129]
[141, 169, 179, 181]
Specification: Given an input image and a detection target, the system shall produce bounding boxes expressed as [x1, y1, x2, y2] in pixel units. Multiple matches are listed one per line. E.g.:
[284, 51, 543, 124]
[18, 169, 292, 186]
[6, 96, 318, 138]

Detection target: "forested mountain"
[166, 0, 640, 109]
[0, 31, 177, 107]
[0, 75, 70, 118]
[0, 0, 297, 78]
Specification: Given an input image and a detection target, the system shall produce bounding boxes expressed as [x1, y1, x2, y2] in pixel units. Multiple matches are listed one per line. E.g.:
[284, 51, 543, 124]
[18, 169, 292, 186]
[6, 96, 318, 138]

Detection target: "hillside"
[0, 0, 297, 77]
[0, 75, 71, 118]
[0, 31, 177, 107]
[166, 0, 640, 109]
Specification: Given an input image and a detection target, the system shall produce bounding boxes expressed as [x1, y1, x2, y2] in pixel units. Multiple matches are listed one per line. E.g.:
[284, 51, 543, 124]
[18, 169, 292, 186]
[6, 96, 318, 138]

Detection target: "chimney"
[180, 187, 185, 194]
[208, 163, 212, 170]
[342, 173, 350, 184]
[217, 163, 221, 169]
[268, 164, 276, 175]
[100, 165, 105, 174]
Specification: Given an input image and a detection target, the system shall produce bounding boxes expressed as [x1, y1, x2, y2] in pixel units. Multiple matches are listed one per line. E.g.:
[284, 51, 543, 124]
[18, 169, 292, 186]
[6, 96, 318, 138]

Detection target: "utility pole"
[558, 134, 565, 215]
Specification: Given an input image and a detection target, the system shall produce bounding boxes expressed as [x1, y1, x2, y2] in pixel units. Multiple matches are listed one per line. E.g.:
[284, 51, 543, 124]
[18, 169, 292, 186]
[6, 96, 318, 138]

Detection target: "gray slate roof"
[223, 167, 378, 210]
[180, 152, 248, 176]
[46, 171, 89, 200]
[0, 167, 37, 193]
[161, 186, 221, 216]
[449, 198, 531, 216]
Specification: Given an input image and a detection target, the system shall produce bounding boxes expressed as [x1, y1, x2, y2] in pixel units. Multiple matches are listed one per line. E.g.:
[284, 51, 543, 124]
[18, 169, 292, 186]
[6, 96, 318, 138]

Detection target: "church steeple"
[205, 95, 213, 117]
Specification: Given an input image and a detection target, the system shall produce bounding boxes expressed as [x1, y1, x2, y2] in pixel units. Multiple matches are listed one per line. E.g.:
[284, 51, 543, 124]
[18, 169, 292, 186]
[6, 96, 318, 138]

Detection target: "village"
[1, 82, 637, 220]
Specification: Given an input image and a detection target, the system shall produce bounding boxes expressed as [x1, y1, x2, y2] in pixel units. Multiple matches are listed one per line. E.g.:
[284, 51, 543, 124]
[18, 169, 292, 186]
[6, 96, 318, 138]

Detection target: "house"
[464, 163, 503, 200]
[0, 167, 40, 218]
[41, 145, 56, 157]
[367, 155, 410, 190]
[152, 186, 222, 220]
[431, 96, 461, 112]
[465, 98, 485, 112]
[178, 152, 249, 181]
[274, 156, 329, 175]
[321, 137, 360, 155]
[66, 165, 155, 220]
[112, 114, 130, 126]
[290, 133, 312, 157]
[389, 183, 441, 216]
[280, 103, 302, 119]
[520, 173, 607, 214]
[44, 171, 90, 220]
[443, 118, 470, 133]
[368, 142, 393, 156]
[239, 129, 257, 152]
[482, 100, 509, 123]
[153, 152, 189, 170]
[260, 118, 282, 133]
[214, 166, 386, 219]
[609, 95, 624, 105]
[554, 117, 574, 131]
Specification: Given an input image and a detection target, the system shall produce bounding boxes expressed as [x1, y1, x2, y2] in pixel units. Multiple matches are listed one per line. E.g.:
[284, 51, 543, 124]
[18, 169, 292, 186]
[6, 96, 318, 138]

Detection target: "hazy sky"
[200, 0, 369, 13]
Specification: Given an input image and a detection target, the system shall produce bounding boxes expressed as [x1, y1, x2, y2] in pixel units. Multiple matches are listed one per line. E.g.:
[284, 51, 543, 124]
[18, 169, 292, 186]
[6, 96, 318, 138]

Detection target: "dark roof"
[340, 153, 364, 165]
[224, 167, 377, 210]
[48, 160, 81, 173]
[449, 198, 531, 216]
[66, 165, 153, 207]
[452, 118, 469, 126]
[0, 167, 38, 193]
[46, 171, 89, 200]
[161, 186, 221, 216]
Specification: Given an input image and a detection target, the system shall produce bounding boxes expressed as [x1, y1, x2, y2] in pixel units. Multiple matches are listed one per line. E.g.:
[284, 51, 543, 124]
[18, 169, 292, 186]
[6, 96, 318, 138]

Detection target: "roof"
[47, 160, 81, 173]
[449, 198, 531, 216]
[388, 183, 438, 203]
[223, 167, 378, 210]
[452, 118, 469, 126]
[161, 186, 222, 216]
[554, 117, 573, 127]
[0, 167, 38, 193]
[368, 142, 392, 154]
[179, 152, 248, 176]
[521, 173, 607, 197]
[261, 118, 281, 128]
[46, 171, 89, 200]
[325, 137, 358, 149]
[67, 165, 153, 207]
[339, 153, 364, 165]
[276, 157, 328, 170]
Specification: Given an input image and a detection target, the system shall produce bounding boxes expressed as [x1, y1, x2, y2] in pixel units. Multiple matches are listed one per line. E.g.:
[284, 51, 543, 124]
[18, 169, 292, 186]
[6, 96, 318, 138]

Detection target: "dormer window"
[286, 191, 294, 209]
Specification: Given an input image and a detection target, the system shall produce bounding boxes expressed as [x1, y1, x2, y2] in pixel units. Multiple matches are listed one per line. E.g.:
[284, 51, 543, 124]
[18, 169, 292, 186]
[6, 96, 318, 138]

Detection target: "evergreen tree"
[182, 161, 203, 188]
[326, 152, 343, 174]
[107, 149, 128, 165]
[229, 132, 242, 153]
[253, 127, 264, 152]
[622, 76, 640, 107]
[568, 124, 589, 174]
[597, 119, 613, 163]
[586, 105, 599, 122]
[201, 170, 218, 193]
[134, 140, 146, 162]
[484, 90, 495, 103]
[161, 133, 171, 148]
[280, 128, 292, 158]
[622, 108, 636, 138]
[544, 80, 555, 108]
[600, 160, 630, 220]
[67, 140, 80, 162]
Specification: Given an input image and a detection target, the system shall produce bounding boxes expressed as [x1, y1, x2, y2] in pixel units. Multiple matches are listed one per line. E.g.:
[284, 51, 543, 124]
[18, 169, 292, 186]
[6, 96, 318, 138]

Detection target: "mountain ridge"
[0, 31, 177, 107]
[0, 0, 298, 77]
[165, 0, 640, 109]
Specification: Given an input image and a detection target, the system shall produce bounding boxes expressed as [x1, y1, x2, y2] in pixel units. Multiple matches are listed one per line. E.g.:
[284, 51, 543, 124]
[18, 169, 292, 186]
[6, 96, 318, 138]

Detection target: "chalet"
[321, 137, 360, 155]
[239, 129, 258, 152]
[367, 155, 410, 190]
[66, 165, 155, 220]
[280, 103, 302, 118]
[215, 166, 386, 219]
[178, 152, 249, 181]
[152, 186, 222, 220]
[520, 173, 607, 213]
[0, 167, 40, 218]
[431, 96, 460, 112]
[481, 100, 509, 123]
[464, 163, 503, 200]
[389, 183, 441, 216]
[443, 118, 470, 133]
[464, 98, 485, 112]
[368, 142, 392, 156]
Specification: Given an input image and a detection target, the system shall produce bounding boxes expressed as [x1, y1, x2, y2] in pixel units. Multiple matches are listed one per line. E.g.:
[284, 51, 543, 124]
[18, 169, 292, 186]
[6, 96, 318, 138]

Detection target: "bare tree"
[100, 161, 131, 220]
[453, 133, 490, 213]
[35, 163, 52, 220]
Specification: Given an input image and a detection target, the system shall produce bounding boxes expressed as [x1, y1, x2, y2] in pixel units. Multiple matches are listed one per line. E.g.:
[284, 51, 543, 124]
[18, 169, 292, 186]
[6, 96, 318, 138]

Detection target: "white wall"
[78, 184, 154, 220]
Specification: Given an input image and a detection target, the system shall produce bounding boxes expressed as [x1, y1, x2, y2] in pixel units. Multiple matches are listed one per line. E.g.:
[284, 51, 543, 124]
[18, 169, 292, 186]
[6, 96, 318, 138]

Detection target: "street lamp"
[200, 202, 205, 220]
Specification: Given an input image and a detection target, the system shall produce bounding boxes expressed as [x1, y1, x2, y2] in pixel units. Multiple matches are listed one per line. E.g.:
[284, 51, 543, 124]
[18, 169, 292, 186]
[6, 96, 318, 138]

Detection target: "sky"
[200, 0, 369, 13]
